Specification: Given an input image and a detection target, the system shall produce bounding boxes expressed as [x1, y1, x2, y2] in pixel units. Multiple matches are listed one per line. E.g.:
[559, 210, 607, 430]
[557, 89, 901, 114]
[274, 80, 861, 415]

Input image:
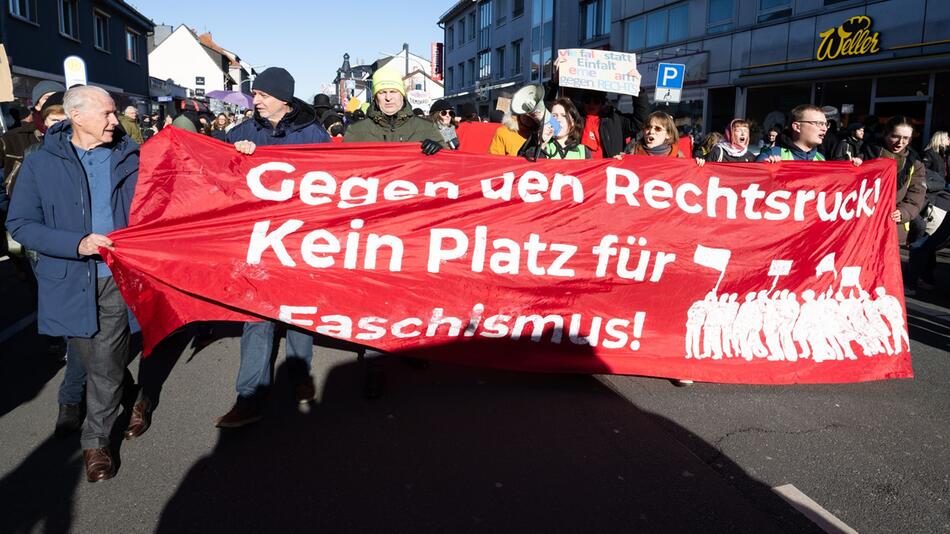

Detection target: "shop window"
[757, 0, 791, 23]
[707, 0, 734, 34]
[815, 79, 872, 125]
[932, 73, 950, 134]
[875, 74, 929, 98]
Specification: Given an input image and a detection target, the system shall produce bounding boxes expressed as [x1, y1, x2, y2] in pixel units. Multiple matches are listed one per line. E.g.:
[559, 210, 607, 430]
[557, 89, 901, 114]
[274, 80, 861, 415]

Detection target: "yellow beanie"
[372, 68, 406, 97]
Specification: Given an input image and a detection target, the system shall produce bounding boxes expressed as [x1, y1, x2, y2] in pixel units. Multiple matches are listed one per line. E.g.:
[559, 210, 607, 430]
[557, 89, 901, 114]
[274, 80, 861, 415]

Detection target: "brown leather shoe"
[215, 397, 263, 428]
[124, 398, 152, 440]
[294, 376, 316, 404]
[82, 448, 115, 482]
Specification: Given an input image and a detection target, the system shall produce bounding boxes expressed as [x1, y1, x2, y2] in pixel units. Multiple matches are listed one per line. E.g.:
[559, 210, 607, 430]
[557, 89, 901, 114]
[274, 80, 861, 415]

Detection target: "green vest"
[779, 147, 825, 161]
[544, 141, 588, 160]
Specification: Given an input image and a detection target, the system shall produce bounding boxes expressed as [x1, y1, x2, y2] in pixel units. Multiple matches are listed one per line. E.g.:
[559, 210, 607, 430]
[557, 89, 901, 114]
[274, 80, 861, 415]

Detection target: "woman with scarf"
[861, 116, 927, 246]
[701, 119, 756, 164]
[622, 111, 684, 157]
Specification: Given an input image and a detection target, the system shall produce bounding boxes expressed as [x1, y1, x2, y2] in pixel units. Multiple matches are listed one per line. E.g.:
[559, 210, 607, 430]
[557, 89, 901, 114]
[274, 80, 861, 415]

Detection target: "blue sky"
[133, 0, 447, 100]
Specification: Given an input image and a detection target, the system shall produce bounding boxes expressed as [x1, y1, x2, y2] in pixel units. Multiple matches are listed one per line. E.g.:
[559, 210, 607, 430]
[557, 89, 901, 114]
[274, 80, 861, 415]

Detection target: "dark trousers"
[69, 276, 130, 450]
[908, 215, 950, 286]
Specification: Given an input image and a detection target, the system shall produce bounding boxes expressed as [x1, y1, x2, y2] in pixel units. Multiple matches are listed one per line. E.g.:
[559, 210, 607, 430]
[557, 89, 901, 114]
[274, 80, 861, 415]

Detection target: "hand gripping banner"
[104, 128, 913, 384]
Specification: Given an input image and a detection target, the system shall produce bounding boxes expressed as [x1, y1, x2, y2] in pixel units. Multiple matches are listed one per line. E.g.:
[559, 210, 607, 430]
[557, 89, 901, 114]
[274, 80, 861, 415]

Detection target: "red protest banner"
[104, 128, 912, 384]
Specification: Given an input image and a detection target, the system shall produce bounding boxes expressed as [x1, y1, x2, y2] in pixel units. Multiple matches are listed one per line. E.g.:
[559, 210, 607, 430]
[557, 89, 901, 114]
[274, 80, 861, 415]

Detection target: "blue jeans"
[57, 344, 87, 405]
[236, 321, 313, 398]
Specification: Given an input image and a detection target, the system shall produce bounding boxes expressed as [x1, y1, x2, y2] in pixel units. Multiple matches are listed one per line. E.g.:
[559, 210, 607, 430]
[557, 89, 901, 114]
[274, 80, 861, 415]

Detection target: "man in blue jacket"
[6, 85, 138, 482]
[217, 67, 331, 428]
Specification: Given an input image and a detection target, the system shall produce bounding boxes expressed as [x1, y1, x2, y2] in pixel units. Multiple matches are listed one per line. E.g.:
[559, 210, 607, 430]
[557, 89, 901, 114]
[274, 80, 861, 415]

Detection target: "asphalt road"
[0, 258, 948, 533]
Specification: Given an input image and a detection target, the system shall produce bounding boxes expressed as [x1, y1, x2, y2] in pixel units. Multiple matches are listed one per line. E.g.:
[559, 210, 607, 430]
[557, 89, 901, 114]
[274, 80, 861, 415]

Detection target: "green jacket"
[343, 102, 445, 146]
[118, 115, 144, 145]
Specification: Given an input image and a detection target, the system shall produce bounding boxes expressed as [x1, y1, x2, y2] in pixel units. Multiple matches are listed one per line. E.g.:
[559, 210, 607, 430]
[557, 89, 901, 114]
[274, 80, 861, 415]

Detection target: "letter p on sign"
[656, 63, 685, 90]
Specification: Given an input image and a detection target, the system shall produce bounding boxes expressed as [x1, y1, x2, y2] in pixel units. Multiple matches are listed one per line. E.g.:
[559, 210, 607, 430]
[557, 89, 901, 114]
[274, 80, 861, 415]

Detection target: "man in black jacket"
[576, 90, 650, 158]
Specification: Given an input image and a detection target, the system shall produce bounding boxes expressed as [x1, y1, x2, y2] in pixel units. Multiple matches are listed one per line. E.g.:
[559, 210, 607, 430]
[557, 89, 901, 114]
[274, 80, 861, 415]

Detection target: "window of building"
[58, 0, 79, 39]
[125, 28, 140, 63]
[707, 0, 734, 34]
[512, 0, 524, 17]
[627, 3, 688, 50]
[624, 17, 645, 51]
[458, 62, 465, 87]
[447, 26, 454, 50]
[467, 59, 476, 85]
[496, 0, 507, 25]
[757, 0, 791, 23]
[479, 51, 491, 79]
[496, 46, 506, 78]
[478, 1, 491, 50]
[458, 19, 465, 46]
[446, 67, 454, 89]
[9, 0, 37, 23]
[468, 12, 476, 40]
[512, 39, 523, 74]
[530, 0, 554, 81]
[93, 10, 110, 51]
[581, 0, 611, 41]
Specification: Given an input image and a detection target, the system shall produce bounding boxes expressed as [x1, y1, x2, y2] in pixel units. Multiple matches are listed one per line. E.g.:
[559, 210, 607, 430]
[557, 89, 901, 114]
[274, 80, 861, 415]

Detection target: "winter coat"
[580, 96, 650, 158]
[832, 136, 863, 161]
[343, 101, 444, 145]
[227, 98, 331, 146]
[488, 116, 529, 156]
[755, 134, 825, 161]
[117, 115, 144, 145]
[921, 148, 947, 178]
[862, 142, 927, 243]
[707, 144, 756, 163]
[5, 121, 138, 338]
[1, 122, 42, 180]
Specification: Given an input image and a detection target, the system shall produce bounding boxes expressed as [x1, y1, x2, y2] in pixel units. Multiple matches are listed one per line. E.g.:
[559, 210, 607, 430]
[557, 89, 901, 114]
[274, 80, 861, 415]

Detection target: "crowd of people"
[0, 62, 944, 483]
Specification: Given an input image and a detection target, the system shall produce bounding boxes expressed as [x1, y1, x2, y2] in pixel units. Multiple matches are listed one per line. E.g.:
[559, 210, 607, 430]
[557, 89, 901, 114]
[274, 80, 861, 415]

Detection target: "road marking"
[772, 484, 858, 534]
[0, 312, 37, 345]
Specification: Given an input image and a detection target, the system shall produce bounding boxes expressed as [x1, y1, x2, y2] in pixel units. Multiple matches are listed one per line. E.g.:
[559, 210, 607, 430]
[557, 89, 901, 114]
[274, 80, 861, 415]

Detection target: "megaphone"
[510, 84, 559, 136]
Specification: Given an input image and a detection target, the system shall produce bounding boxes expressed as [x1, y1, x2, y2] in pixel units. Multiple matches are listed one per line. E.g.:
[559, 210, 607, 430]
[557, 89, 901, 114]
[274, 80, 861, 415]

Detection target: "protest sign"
[104, 129, 912, 384]
[0, 45, 13, 102]
[557, 48, 640, 96]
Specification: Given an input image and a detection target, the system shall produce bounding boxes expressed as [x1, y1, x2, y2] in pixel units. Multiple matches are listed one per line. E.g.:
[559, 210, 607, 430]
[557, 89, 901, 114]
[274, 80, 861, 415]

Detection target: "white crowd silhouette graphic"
[685, 246, 909, 362]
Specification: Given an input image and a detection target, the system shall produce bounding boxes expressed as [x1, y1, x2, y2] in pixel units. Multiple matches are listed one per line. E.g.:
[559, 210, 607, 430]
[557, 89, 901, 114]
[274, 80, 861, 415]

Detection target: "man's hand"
[851, 157, 863, 166]
[421, 139, 442, 155]
[234, 140, 256, 155]
[890, 209, 902, 222]
[78, 233, 114, 256]
[695, 157, 705, 167]
[764, 154, 781, 164]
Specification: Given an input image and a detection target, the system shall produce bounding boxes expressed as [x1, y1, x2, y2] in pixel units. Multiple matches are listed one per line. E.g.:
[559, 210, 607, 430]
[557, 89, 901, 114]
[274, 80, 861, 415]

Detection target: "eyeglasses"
[439, 110, 455, 117]
[796, 120, 829, 128]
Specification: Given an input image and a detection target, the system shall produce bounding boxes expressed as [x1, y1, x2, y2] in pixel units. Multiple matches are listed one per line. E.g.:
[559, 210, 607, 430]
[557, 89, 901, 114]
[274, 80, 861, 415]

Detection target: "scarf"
[638, 143, 675, 156]
[714, 140, 748, 158]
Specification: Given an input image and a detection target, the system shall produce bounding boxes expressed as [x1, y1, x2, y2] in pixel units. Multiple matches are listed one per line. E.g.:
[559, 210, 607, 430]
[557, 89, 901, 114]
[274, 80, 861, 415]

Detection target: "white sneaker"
[672, 379, 694, 387]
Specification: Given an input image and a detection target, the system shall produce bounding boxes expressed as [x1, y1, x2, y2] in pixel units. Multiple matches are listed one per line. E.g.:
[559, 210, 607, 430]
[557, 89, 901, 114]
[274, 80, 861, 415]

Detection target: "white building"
[148, 24, 252, 101]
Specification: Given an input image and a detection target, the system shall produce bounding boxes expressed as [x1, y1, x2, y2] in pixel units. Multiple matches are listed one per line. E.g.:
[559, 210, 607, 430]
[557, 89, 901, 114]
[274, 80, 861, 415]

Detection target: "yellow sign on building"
[816, 16, 881, 62]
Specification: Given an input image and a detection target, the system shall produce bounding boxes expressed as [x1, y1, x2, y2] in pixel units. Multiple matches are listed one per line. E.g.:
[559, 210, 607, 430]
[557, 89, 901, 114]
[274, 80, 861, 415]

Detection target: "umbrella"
[205, 90, 254, 109]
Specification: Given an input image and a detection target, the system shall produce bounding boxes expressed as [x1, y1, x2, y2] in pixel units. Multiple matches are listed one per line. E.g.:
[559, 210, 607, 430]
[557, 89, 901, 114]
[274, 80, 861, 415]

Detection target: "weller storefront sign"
[816, 16, 881, 62]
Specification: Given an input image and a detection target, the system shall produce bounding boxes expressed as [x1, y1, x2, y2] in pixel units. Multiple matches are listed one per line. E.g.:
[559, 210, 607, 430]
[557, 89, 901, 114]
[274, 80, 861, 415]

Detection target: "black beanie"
[253, 67, 295, 103]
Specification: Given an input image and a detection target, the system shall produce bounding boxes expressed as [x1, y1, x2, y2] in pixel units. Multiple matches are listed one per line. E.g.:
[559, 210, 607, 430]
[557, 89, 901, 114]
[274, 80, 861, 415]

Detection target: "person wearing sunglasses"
[622, 111, 684, 158]
[427, 99, 459, 149]
[756, 104, 831, 162]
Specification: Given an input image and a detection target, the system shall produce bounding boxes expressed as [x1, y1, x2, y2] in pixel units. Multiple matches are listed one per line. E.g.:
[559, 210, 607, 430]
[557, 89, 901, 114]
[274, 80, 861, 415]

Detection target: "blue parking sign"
[656, 63, 685, 90]
[655, 63, 686, 103]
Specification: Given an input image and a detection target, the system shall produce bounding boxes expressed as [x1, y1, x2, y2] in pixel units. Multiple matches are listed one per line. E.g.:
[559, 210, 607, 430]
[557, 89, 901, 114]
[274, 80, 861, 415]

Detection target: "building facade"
[1, 0, 153, 109]
[440, 0, 950, 146]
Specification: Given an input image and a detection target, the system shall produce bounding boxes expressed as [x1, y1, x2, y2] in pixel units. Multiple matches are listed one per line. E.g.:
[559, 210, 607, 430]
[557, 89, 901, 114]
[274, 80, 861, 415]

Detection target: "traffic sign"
[655, 62, 685, 104]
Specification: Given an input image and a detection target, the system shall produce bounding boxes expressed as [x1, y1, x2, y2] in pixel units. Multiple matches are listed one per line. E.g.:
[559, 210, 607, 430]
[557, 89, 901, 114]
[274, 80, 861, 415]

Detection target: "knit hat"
[371, 68, 406, 97]
[253, 67, 295, 103]
[31, 80, 67, 106]
[429, 99, 453, 115]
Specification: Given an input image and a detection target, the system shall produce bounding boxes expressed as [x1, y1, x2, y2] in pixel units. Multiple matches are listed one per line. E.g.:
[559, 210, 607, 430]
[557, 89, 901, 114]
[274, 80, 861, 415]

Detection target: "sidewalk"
[0, 256, 36, 345]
